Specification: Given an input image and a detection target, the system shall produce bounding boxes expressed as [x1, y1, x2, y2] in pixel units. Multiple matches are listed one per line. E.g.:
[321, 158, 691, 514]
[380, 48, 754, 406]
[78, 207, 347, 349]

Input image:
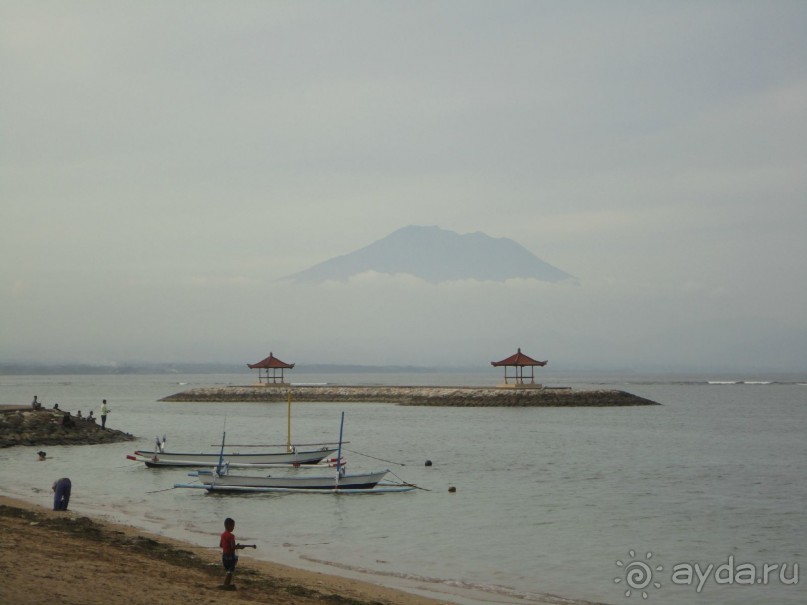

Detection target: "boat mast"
[216, 429, 226, 477]
[287, 389, 292, 453]
[336, 412, 345, 487]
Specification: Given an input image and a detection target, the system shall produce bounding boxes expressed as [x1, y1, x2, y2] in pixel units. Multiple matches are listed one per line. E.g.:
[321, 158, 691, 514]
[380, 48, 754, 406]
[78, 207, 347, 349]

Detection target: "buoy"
[448, 486, 456, 493]
[425, 460, 432, 466]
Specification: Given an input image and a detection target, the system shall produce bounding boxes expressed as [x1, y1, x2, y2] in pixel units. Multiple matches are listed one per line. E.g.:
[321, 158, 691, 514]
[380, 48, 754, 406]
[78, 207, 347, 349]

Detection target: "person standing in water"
[52, 478, 71, 511]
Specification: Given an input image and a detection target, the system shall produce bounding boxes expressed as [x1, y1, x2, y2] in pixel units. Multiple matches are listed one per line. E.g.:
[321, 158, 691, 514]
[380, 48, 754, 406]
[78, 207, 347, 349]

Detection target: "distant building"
[247, 352, 295, 385]
[491, 348, 547, 388]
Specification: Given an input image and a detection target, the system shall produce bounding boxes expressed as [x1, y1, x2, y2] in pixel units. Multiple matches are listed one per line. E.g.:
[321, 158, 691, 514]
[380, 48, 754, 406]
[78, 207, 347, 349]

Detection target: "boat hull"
[201, 469, 389, 491]
[131, 448, 338, 468]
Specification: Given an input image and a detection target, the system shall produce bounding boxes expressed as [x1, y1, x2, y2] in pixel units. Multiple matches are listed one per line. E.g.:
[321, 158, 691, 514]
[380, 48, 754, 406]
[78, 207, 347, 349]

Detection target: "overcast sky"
[2, 1, 806, 372]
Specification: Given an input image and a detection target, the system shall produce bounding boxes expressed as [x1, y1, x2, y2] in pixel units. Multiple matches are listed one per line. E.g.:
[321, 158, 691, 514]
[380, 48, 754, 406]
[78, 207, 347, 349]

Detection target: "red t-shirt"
[220, 529, 236, 555]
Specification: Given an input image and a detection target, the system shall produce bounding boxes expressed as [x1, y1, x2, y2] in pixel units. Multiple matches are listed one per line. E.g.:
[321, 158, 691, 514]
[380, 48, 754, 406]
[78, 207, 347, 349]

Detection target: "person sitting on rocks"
[62, 413, 75, 428]
[87, 410, 95, 423]
[31, 396, 42, 410]
[76, 410, 82, 418]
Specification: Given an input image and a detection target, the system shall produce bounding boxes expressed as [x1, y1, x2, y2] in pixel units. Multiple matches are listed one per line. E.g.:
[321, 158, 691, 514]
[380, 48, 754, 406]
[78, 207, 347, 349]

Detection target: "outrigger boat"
[128, 390, 341, 468]
[192, 467, 390, 491]
[174, 413, 416, 494]
[127, 444, 341, 468]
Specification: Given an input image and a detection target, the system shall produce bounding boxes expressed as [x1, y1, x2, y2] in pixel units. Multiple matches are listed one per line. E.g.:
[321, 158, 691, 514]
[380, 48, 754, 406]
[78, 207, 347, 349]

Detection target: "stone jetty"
[160, 385, 659, 407]
[0, 407, 136, 448]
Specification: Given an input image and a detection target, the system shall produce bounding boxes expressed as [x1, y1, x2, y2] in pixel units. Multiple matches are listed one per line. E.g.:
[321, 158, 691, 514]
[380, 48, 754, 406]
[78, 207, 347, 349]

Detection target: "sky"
[2, 1, 806, 373]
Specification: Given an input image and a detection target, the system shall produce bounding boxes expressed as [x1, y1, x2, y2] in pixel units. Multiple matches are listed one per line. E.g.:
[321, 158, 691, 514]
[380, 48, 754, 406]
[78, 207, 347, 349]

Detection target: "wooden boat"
[174, 413, 411, 494]
[196, 468, 389, 491]
[127, 447, 340, 468]
[129, 391, 340, 468]
[173, 481, 415, 494]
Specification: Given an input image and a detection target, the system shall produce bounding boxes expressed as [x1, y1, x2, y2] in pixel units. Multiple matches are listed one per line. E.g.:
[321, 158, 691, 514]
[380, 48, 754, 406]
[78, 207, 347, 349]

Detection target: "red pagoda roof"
[491, 348, 547, 367]
[247, 352, 295, 369]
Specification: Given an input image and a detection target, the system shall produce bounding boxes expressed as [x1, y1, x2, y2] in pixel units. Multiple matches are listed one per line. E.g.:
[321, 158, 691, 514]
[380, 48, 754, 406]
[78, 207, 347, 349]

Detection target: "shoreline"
[0, 493, 592, 605]
[0, 493, 457, 605]
[160, 385, 660, 406]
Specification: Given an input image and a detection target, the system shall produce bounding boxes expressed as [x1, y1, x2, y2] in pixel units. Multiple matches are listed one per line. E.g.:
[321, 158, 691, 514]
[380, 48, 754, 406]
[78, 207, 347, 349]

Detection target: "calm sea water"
[0, 371, 804, 605]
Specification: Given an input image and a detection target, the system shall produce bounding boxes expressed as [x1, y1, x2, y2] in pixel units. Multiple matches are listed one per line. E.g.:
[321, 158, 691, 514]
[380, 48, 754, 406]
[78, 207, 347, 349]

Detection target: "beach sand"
[0, 495, 451, 605]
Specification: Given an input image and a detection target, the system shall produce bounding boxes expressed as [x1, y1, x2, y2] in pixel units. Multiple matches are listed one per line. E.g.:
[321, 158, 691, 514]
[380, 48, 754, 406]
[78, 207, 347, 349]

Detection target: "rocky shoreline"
[0, 407, 136, 448]
[160, 385, 660, 406]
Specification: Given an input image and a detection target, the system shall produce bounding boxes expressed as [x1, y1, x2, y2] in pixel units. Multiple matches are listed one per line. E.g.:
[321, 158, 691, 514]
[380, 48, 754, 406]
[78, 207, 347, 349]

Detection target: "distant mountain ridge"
[284, 225, 576, 284]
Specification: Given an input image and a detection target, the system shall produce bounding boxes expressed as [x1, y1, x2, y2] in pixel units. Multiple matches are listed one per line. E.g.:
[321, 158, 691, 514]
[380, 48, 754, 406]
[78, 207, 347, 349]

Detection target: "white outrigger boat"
[128, 390, 341, 468]
[174, 413, 416, 494]
[189, 468, 391, 491]
[127, 445, 341, 468]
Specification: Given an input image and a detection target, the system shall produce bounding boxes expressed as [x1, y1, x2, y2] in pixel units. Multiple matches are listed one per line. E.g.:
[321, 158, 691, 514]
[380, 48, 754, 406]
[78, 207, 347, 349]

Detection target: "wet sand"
[0, 495, 454, 605]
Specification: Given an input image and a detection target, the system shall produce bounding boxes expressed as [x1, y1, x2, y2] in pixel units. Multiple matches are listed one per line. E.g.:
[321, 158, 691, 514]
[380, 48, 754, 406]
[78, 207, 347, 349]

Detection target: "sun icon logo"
[614, 550, 663, 599]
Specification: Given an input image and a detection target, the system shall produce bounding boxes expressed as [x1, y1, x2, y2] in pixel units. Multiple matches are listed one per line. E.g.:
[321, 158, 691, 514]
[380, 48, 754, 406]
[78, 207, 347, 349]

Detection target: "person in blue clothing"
[52, 478, 71, 511]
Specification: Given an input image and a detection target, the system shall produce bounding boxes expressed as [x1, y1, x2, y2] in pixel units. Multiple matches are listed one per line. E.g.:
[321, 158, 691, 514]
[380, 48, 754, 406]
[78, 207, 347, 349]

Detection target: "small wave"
[707, 380, 778, 385]
[299, 555, 596, 604]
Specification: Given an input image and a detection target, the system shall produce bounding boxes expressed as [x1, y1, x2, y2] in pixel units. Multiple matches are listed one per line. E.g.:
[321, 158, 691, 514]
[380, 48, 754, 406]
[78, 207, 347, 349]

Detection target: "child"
[219, 517, 246, 589]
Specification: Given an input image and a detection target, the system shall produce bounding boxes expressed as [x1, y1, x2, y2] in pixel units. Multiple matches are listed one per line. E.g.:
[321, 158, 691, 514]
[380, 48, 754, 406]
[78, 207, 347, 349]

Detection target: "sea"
[0, 370, 804, 605]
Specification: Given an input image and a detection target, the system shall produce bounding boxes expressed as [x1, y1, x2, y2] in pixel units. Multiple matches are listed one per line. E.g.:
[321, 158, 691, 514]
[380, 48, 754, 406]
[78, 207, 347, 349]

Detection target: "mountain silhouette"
[284, 225, 576, 284]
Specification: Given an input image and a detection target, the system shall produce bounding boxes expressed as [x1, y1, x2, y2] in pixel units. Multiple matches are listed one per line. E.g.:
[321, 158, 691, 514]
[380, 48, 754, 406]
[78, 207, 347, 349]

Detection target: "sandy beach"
[0, 494, 452, 605]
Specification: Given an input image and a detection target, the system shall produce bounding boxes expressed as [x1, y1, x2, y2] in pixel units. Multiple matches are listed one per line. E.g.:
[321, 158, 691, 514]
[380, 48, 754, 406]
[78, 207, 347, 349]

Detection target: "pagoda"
[247, 352, 295, 385]
[491, 348, 547, 388]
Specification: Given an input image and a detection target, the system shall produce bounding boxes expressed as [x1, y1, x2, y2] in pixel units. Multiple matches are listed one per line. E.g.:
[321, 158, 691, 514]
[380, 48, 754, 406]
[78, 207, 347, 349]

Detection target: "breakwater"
[160, 385, 659, 407]
[0, 407, 136, 448]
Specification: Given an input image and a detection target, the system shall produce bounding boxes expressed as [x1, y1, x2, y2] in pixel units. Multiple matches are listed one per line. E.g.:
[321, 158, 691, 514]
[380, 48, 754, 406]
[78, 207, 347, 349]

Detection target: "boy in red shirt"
[219, 517, 246, 589]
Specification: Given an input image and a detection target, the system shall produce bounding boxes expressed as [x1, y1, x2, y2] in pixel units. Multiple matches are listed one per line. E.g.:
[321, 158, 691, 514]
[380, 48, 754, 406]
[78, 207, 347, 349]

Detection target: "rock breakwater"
[160, 385, 659, 407]
[0, 407, 136, 448]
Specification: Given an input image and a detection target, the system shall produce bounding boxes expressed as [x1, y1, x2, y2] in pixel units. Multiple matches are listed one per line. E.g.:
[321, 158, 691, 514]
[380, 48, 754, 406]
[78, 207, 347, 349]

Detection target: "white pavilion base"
[496, 382, 543, 389]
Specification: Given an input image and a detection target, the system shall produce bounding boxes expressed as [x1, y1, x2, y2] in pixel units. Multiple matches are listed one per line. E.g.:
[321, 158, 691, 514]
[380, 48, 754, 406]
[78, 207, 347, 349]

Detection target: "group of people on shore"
[32, 396, 110, 429]
[32, 397, 110, 514]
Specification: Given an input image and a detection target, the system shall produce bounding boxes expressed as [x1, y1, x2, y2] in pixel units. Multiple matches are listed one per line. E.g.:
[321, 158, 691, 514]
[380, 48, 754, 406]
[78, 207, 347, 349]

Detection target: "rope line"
[343, 448, 406, 466]
[387, 470, 431, 491]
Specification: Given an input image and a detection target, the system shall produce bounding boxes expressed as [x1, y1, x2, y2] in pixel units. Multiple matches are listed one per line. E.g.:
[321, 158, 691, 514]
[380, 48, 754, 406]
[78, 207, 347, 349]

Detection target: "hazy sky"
[2, 1, 806, 372]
